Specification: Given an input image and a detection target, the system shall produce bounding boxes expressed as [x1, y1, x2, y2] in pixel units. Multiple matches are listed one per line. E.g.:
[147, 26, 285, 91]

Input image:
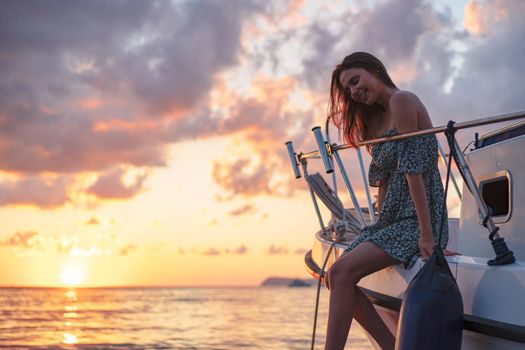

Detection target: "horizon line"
[0, 284, 265, 289]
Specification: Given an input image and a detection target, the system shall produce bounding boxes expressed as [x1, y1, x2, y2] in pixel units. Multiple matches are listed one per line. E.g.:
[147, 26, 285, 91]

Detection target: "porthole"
[479, 170, 512, 224]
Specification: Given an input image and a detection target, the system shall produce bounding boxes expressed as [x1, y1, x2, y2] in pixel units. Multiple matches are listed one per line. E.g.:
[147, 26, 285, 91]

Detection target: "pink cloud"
[0, 176, 71, 208]
[1, 0, 524, 210]
[85, 217, 100, 225]
[233, 244, 248, 255]
[229, 204, 257, 216]
[213, 158, 272, 198]
[267, 244, 289, 255]
[87, 167, 147, 200]
[200, 244, 248, 256]
[0, 0, 263, 177]
[202, 247, 221, 256]
[120, 244, 139, 256]
[464, 0, 513, 35]
[0, 231, 40, 249]
[293, 247, 308, 255]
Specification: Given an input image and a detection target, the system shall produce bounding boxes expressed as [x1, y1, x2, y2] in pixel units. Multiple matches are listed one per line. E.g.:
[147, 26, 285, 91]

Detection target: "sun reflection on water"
[63, 332, 78, 344]
[65, 289, 77, 301]
[62, 288, 80, 344]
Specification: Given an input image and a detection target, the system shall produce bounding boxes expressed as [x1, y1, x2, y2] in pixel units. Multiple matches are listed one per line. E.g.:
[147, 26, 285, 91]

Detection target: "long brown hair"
[328, 52, 396, 153]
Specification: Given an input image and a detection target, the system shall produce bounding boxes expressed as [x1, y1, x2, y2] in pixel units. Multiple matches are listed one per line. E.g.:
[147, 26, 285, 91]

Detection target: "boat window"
[478, 122, 525, 148]
[479, 171, 512, 223]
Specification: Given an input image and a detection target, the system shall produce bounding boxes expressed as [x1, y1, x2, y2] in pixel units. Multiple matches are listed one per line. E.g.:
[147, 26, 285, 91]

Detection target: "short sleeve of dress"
[397, 135, 437, 175]
[368, 162, 386, 187]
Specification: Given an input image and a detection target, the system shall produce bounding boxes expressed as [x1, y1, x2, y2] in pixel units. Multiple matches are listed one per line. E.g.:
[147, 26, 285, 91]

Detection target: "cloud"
[2, 0, 524, 209]
[127, 0, 262, 115]
[0, 229, 161, 258]
[202, 0, 462, 200]
[266, 245, 306, 255]
[350, 0, 433, 62]
[120, 244, 139, 256]
[213, 158, 273, 198]
[0, 1, 168, 173]
[267, 244, 289, 255]
[463, 0, 512, 35]
[86, 167, 147, 200]
[294, 0, 525, 136]
[202, 247, 221, 256]
[0, 0, 262, 176]
[293, 247, 308, 255]
[85, 217, 100, 225]
[233, 244, 248, 255]
[0, 231, 40, 249]
[0, 1, 312, 203]
[200, 244, 248, 256]
[229, 204, 257, 216]
[0, 176, 71, 208]
[447, 0, 525, 118]
[208, 76, 314, 199]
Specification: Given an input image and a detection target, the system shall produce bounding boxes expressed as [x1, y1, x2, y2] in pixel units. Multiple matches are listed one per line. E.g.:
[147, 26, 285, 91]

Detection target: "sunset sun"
[59, 264, 87, 286]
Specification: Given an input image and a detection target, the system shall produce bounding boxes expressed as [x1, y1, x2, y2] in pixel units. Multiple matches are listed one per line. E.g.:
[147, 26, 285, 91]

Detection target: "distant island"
[260, 277, 316, 287]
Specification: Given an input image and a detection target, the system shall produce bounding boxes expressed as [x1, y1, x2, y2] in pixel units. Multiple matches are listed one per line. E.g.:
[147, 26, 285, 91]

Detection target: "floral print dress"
[343, 128, 448, 268]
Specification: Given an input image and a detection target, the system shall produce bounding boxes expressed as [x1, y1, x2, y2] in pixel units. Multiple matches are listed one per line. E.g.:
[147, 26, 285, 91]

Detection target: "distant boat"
[286, 112, 525, 349]
[261, 277, 312, 287]
[288, 279, 311, 287]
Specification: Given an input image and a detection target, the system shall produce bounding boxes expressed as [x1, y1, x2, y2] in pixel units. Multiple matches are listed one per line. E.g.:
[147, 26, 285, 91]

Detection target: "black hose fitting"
[488, 237, 516, 265]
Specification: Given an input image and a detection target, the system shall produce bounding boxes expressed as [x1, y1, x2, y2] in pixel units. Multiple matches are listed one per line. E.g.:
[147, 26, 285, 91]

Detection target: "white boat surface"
[288, 114, 525, 349]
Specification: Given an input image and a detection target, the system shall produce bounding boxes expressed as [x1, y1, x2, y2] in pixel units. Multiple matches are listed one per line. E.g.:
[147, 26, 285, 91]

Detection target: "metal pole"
[332, 150, 367, 227]
[331, 170, 338, 196]
[324, 119, 339, 195]
[285, 141, 302, 179]
[354, 110, 525, 148]
[451, 139, 499, 239]
[357, 147, 376, 224]
[301, 161, 327, 235]
[312, 127, 334, 173]
[437, 142, 462, 200]
[297, 111, 525, 159]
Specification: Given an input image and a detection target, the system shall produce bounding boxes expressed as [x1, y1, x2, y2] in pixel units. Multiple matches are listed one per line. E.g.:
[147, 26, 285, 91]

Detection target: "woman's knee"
[328, 259, 361, 288]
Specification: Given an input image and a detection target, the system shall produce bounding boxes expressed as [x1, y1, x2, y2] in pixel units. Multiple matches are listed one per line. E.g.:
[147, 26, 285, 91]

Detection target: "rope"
[445, 122, 474, 195]
[304, 171, 355, 348]
[437, 121, 457, 252]
[305, 173, 363, 239]
[311, 241, 336, 350]
[482, 207, 493, 228]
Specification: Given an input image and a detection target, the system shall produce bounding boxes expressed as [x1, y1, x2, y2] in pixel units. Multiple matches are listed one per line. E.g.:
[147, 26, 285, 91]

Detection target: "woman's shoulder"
[389, 90, 432, 133]
[389, 90, 421, 109]
[389, 90, 419, 133]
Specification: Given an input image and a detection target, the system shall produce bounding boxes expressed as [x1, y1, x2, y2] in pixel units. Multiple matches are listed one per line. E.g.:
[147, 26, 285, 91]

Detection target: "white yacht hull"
[305, 226, 525, 349]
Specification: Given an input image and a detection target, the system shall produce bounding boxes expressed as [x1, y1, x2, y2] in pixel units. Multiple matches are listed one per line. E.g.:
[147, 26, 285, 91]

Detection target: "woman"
[324, 52, 449, 350]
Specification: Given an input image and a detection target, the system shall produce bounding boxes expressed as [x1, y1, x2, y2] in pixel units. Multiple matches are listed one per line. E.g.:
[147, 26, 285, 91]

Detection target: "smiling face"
[339, 67, 382, 106]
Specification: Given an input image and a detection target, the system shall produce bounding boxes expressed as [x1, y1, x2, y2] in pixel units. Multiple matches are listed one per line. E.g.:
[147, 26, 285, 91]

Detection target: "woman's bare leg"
[354, 286, 395, 348]
[324, 242, 398, 350]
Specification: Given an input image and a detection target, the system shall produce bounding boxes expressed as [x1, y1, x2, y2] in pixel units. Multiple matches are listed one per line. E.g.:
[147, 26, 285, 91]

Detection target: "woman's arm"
[390, 92, 435, 259]
[377, 179, 388, 213]
[406, 174, 434, 259]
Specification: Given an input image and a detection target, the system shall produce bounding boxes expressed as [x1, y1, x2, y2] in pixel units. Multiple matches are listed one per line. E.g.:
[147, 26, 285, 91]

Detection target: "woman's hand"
[418, 235, 435, 261]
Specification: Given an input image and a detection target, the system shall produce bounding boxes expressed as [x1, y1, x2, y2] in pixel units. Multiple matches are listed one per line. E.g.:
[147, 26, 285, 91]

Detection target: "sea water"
[0, 287, 373, 349]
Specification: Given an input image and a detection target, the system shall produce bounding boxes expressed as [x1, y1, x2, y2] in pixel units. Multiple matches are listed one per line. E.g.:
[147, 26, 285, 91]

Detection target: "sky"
[1, 0, 525, 287]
